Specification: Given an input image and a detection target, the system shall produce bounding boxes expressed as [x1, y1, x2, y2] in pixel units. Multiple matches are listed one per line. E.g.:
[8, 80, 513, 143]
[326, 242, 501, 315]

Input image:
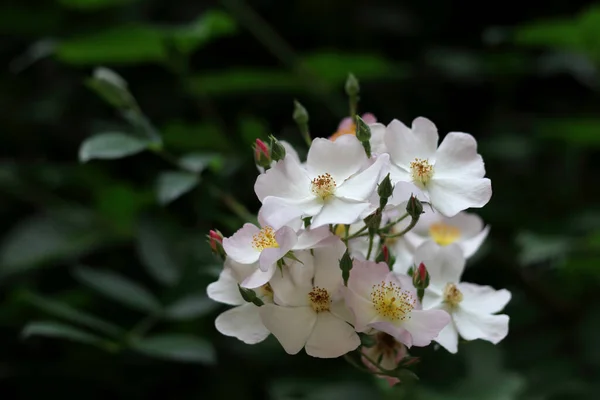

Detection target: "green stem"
[345, 224, 369, 241]
[379, 212, 409, 232]
[381, 215, 420, 239]
[366, 234, 374, 260]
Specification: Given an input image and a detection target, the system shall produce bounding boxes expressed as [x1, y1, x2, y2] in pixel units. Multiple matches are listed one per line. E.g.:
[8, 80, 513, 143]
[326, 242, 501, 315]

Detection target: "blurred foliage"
[1, 0, 600, 399]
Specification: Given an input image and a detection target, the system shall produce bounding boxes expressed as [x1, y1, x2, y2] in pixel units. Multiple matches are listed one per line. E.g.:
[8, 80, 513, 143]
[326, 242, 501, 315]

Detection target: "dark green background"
[1, 0, 600, 398]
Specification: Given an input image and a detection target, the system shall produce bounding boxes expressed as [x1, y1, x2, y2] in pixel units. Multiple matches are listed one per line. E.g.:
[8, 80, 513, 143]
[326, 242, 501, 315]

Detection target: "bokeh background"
[2, 0, 600, 398]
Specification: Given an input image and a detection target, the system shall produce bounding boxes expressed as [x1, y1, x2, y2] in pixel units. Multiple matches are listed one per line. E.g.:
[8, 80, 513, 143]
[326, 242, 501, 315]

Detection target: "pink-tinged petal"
[384, 118, 438, 169]
[305, 312, 360, 358]
[336, 153, 390, 201]
[460, 225, 490, 258]
[255, 155, 311, 201]
[307, 136, 366, 183]
[240, 263, 276, 289]
[433, 320, 459, 353]
[401, 309, 451, 347]
[294, 226, 333, 250]
[414, 242, 465, 289]
[369, 321, 414, 347]
[434, 132, 485, 179]
[206, 268, 244, 306]
[312, 238, 346, 295]
[258, 226, 298, 271]
[427, 177, 492, 217]
[329, 299, 355, 324]
[311, 197, 370, 228]
[259, 304, 317, 355]
[347, 259, 390, 298]
[457, 283, 511, 314]
[362, 113, 377, 124]
[454, 308, 509, 344]
[344, 287, 378, 332]
[337, 116, 353, 131]
[215, 303, 270, 344]
[259, 196, 322, 230]
[368, 122, 387, 155]
[222, 223, 261, 264]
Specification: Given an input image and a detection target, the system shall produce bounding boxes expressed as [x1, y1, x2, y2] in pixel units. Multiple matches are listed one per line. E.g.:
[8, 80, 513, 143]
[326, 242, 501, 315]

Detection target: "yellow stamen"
[259, 283, 274, 302]
[308, 286, 331, 312]
[311, 173, 336, 200]
[443, 283, 463, 307]
[370, 280, 416, 321]
[251, 226, 279, 251]
[429, 222, 461, 246]
[410, 158, 434, 187]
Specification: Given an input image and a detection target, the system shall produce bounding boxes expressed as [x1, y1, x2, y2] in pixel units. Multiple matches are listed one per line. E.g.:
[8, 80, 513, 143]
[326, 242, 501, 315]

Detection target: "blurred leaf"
[79, 132, 149, 162]
[536, 118, 600, 147]
[238, 117, 269, 147]
[95, 184, 151, 237]
[189, 69, 297, 96]
[169, 10, 237, 55]
[73, 266, 162, 313]
[26, 292, 122, 337]
[0, 212, 102, 277]
[58, 0, 138, 10]
[162, 121, 229, 151]
[156, 171, 200, 205]
[136, 217, 181, 286]
[578, 305, 600, 367]
[178, 153, 222, 173]
[165, 295, 217, 321]
[86, 67, 136, 110]
[57, 25, 166, 65]
[22, 320, 105, 346]
[131, 334, 215, 364]
[517, 231, 572, 266]
[303, 51, 400, 83]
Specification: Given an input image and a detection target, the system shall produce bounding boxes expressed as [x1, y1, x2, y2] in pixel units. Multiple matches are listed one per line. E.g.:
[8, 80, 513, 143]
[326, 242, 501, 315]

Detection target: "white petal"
[347, 259, 390, 299]
[225, 258, 259, 283]
[458, 283, 511, 314]
[206, 268, 244, 306]
[387, 181, 427, 208]
[258, 226, 297, 271]
[460, 225, 490, 258]
[369, 122, 388, 155]
[306, 136, 366, 183]
[240, 263, 276, 289]
[305, 312, 360, 358]
[389, 163, 412, 184]
[384, 118, 438, 169]
[414, 242, 465, 288]
[344, 290, 378, 332]
[446, 211, 484, 238]
[222, 223, 261, 264]
[269, 251, 313, 307]
[454, 308, 509, 344]
[434, 132, 485, 179]
[259, 304, 316, 355]
[312, 238, 346, 295]
[215, 303, 270, 344]
[406, 204, 443, 236]
[401, 309, 451, 347]
[311, 197, 370, 228]
[255, 155, 311, 201]
[434, 320, 459, 353]
[279, 140, 301, 165]
[391, 238, 416, 275]
[422, 288, 444, 310]
[294, 226, 333, 250]
[259, 196, 322, 230]
[427, 177, 492, 217]
[336, 153, 390, 201]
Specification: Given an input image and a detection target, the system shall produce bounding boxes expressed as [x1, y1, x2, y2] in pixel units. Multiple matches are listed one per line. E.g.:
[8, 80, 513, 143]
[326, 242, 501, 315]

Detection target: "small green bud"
[339, 249, 353, 286]
[377, 173, 394, 209]
[293, 100, 309, 125]
[406, 195, 424, 219]
[364, 210, 382, 236]
[238, 285, 264, 307]
[345, 73, 360, 97]
[355, 115, 371, 142]
[269, 135, 286, 162]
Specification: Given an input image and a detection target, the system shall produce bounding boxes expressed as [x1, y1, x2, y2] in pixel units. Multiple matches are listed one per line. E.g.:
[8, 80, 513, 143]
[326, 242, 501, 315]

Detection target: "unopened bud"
[355, 115, 371, 142]
[377, 173, 394, 209]
[207, 230, 225, 260]
[375, 245, 390, 266]
[406, 195, 424, 219]
[253, 138, 271, 168]
[345, 73, 360, 97]
[364, 210, 382, 236]
[238, 285, 264, 307]
[412, 262, 430, 290]
[339, 249, 353, 286]
[269, 135, 286, 162]
[293, 100, 309, 125]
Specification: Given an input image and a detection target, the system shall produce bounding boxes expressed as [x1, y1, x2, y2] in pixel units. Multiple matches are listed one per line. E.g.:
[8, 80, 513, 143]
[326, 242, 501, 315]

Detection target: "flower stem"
[381, 215, 420, 239]
[366, 234, 374, 260]
[345, 224, 369, 241]
[379, 212, 409, 232]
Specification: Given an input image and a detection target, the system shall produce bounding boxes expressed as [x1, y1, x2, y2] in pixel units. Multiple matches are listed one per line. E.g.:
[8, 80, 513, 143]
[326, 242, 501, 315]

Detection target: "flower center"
[308, 286, 331, 312]
[370, 280, 416, 321]
[251, 226, 279, 251]
[429, 223, 461, 246]
[311, 173, 336, 200]
[443, 283, 463, 307]
[259, 283, 274, 302]
[410, 158, 434, 187]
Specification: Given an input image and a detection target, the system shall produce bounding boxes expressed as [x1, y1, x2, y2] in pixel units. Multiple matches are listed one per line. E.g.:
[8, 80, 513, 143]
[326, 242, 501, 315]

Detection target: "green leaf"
[516, 231, 572, 266]
[25, 292, 122, 337]
[136, 217, 181, 286]
[536, 118, 600, 147]
[73, 266, 162, 313]
[85, 67, 136, 110]
[22, 320, 105, 346]
[169, 10, 237, 55]
[79, 132, 149, 162]
[131, 334, 215, 364]
[57, 25, 166, 65]
[58, 0, 139, 11]
[178, 153, 221, 173]
[0, 211, 103, 277]
[164, 295, 217, 320]
[156, 171, 200, 205]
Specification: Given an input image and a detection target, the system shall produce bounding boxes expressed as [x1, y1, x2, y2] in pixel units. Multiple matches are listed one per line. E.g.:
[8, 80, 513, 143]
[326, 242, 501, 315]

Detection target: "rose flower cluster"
[206, 110, 510, 384]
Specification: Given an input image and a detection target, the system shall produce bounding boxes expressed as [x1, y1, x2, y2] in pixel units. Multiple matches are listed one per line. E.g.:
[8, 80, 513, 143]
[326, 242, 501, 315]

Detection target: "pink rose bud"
[207, 230, 226, 260]
[412, 262, 430, 290]
[254, 139, 271, 168]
